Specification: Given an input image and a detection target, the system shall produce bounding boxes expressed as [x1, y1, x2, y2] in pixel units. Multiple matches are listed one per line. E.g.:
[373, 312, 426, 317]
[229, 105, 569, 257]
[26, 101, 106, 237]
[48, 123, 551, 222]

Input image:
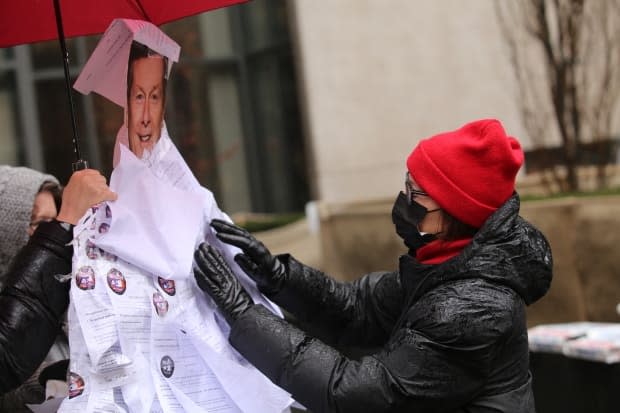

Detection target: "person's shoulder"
[515, 215, 549, 240]
[512, 216, 554, 282]
[411, 279, 521, 342]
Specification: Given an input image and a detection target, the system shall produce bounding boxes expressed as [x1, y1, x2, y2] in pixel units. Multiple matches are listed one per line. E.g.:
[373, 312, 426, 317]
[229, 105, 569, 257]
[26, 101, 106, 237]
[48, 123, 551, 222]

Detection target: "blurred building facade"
[1, 0, 619, 214]
[0, 1, 308, 214]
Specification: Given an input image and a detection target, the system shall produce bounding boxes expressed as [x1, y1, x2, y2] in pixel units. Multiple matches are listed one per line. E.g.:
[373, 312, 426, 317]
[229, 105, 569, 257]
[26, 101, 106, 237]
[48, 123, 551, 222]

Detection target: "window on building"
[0, 49, 19, 164]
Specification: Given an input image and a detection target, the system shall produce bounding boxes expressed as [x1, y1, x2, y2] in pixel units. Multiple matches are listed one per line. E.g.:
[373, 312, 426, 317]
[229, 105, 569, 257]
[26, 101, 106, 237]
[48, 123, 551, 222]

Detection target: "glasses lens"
[404, 172, 427, 204]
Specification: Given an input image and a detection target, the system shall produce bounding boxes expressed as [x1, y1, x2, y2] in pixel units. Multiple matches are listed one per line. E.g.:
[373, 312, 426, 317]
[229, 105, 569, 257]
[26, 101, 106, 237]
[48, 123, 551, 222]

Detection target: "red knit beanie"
[407, 119, 524, 228]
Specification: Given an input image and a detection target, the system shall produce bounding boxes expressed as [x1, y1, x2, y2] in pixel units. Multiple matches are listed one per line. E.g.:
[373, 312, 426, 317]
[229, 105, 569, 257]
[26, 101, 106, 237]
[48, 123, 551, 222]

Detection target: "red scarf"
[415, 238, 472, 265]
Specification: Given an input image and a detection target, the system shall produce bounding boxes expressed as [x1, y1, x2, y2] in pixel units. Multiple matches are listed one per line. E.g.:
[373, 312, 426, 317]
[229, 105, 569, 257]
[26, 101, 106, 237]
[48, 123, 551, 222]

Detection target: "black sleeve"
[0, 221, 72, 394]
[230, 304, 493, 413]
[270, 254, 404, 348]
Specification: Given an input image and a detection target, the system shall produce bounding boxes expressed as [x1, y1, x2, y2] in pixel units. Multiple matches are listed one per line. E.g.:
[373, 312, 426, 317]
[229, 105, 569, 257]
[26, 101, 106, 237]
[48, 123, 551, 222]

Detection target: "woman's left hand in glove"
[194, 243, 254, 325]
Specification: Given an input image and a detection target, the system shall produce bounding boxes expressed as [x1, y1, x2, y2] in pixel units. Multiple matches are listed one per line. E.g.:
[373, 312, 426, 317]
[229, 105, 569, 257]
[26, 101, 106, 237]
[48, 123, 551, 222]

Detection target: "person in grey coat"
[0, 167, 116, 409]
[194, 119, 553, 413]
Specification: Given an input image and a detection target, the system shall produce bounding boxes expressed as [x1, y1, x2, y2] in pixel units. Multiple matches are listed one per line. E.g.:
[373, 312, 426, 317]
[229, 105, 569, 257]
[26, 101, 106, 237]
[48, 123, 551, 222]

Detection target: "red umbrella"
[0, 0, 248, 170]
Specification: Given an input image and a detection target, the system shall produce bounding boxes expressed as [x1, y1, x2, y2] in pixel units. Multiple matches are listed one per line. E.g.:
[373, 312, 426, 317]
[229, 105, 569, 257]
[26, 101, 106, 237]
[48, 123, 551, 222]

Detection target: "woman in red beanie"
[193, 118, 553, 413]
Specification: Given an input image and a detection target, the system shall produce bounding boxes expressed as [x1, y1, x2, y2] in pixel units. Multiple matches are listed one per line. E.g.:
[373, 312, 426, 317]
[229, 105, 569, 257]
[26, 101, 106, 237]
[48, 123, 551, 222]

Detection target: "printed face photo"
[158, 276, 176, 296]
[127, 56, 165, 158]
[98, 222, 110, 234]
[153, 291, 169, 317]
[107, 268, 126, 295]
[68, 372, 85, 398]
[86, 239, 99, 260]
[160, 355, 174, 378]
[75, 266, 96, 290]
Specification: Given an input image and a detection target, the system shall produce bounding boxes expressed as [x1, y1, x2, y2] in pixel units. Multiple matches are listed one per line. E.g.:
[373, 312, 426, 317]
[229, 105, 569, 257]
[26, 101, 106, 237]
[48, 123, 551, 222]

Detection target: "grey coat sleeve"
[0, 221, 72, 394]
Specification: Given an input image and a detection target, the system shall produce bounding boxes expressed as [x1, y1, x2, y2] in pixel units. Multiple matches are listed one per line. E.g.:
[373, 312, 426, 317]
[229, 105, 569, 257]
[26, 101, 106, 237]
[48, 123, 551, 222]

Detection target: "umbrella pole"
[53, 0, 88, 171]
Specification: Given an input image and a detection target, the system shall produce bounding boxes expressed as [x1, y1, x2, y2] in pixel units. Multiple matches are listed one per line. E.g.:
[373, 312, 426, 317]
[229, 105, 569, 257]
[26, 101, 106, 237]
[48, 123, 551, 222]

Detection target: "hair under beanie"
[0, 165, 59, 279]
[407, 119, 524, 228]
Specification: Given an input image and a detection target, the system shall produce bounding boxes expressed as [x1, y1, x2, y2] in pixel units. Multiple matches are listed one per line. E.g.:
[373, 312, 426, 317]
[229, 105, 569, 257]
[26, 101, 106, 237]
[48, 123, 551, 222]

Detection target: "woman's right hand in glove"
[210, 219, 287, 296]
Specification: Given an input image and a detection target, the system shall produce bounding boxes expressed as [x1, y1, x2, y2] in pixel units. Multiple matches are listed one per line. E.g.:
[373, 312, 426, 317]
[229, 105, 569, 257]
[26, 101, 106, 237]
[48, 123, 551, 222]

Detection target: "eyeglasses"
[405, 172, 428, 204]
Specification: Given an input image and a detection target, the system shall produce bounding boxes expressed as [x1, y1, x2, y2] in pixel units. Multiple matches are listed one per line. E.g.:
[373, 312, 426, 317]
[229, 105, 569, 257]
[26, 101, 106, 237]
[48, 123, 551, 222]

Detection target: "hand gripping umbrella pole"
[53, 0, 88, 171]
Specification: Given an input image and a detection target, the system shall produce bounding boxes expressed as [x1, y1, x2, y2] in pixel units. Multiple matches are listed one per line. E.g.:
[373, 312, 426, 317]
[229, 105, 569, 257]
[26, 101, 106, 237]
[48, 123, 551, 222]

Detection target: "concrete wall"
[313, 196, 620, 327]
[289, 0, 528, 204]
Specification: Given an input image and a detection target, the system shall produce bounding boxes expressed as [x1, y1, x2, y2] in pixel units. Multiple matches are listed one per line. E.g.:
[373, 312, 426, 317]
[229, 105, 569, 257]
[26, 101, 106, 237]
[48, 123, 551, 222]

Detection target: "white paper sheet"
[95, 145, 204, 280]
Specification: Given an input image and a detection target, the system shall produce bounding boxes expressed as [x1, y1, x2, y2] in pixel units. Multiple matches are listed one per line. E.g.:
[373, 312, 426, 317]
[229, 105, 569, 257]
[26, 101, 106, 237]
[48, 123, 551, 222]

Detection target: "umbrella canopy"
[0, 0, 248, 47]
[0, 0, 248, 170]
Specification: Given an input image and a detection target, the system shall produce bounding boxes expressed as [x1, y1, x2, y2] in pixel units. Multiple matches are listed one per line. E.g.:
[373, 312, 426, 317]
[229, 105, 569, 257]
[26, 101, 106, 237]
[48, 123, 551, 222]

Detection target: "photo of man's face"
[160, 355, 174, 378]
[158, 276, 176, 296]
[68, 372, 85, 399]
[76, 266, 96, 291]
[86, 239, 99, 260]
[98, 222, 110, 234]
[153, 291, 169, 317]
[107, 268, 126, 295]
[127, 55, 165, 158]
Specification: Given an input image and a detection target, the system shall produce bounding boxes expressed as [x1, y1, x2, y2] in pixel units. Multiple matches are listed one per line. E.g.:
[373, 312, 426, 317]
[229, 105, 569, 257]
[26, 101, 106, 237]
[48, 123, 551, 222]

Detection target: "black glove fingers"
[201, 246, 224, 277]
[206, 245, 236, 280]
[195, 243, 226, 293]
[193, 241, 255, 325]
[196, 242, 222, 274]
[234, 254, 261, 278]
[193, 265, 207, 289]
[246, 238, 274, 270]
[194, 264, 218, 294]
[211, 219, 251, 238]
[195, 242, 210, 261]
[214, 231, 253, 251]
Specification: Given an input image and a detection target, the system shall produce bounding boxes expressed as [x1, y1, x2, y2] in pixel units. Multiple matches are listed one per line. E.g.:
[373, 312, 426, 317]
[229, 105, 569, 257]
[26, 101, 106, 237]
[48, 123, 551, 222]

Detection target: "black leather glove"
[193, 243, 254, 325]
[211, 219, 287, 296]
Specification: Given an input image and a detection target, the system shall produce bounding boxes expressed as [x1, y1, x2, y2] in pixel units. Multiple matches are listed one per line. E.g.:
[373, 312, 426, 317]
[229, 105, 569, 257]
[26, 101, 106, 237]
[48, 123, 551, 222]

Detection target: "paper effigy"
[58, 130, 292, 412]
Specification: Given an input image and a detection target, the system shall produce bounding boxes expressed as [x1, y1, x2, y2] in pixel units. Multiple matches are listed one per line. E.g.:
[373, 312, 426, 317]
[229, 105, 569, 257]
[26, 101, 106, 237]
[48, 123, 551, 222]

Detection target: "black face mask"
[391, 192, 438, 252]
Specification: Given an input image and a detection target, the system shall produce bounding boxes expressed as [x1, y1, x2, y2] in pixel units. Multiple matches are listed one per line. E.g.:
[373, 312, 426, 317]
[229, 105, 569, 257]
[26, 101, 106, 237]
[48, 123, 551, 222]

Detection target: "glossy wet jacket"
[228, 194, 553, 413]
[0, 221, 72, 396]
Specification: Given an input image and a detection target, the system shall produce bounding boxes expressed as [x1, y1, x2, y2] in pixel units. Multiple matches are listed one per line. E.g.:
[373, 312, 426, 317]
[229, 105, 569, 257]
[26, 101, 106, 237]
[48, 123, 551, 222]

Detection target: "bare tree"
[496, 0, 620, 192]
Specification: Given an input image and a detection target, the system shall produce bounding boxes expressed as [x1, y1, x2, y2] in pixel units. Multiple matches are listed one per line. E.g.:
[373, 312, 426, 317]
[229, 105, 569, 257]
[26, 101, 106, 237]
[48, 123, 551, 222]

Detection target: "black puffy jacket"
[229, 194, 553, 413]
[0, 221, 72, 394]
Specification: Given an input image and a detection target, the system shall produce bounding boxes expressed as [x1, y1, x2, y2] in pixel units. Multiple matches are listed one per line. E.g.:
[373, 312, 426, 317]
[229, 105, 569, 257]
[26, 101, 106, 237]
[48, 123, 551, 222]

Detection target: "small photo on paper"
[86, 239, 99, 260]
[157, 276, 176, 296]
[160, 355, 174, 378]
[107, 268, 127, 295]
[68, 372, 85, 398]
[153, 291, 169, 317]
[75, 266, 96, 290]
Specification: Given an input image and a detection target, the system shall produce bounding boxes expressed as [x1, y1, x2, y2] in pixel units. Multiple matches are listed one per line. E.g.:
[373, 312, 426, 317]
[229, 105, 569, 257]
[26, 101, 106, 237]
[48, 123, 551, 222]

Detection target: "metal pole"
[52, 0, 88, 171]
